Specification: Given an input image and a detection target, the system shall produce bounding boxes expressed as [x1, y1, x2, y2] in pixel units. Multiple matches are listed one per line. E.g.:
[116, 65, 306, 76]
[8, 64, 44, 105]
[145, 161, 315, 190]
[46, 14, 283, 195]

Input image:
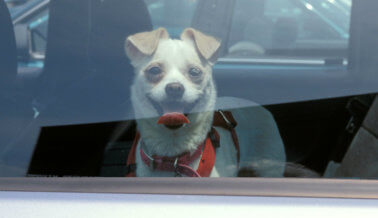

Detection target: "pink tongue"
[157, 112, 190, 126]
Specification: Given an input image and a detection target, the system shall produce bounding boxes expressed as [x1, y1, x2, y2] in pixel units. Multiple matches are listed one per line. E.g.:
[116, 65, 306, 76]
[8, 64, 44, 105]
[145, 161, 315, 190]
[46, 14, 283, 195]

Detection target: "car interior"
[0, 0, 377, 178]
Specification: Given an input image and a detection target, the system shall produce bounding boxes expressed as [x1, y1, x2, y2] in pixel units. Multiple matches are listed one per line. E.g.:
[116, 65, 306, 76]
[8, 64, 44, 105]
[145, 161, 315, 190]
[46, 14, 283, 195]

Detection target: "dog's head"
[125, 28, 220, 130]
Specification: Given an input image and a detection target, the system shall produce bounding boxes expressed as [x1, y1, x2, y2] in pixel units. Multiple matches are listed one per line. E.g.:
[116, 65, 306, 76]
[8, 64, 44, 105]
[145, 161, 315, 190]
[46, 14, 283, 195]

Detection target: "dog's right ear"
[125, 28, 169, 64]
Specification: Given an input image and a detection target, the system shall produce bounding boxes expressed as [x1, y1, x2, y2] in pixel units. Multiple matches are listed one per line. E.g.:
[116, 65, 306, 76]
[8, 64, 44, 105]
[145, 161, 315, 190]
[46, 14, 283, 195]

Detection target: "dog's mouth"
[157, 112, 190, 130]
[147, 96, 199, 130]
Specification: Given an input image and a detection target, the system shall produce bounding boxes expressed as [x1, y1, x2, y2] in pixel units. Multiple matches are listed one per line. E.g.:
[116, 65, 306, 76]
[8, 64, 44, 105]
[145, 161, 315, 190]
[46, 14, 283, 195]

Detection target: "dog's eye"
[147, 66, 162, 76]
[188, 67, 202, 77]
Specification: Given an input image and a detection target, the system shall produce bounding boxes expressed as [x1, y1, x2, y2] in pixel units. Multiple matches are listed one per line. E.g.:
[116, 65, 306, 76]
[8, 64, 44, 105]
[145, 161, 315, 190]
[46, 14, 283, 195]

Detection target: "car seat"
[0, 0, 17, 159]
[0, 0, 36, 176]
[323, 95, 378, 178]
[35, 0, 153, 125]
[0, 0, 152, 176]
[324, 0, 378, 179]
[0, 0, 17, 85]
[25, 0, 153, 176]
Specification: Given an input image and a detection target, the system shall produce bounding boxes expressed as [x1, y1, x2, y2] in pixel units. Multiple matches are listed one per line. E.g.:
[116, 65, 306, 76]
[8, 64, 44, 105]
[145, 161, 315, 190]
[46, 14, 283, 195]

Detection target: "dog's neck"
[136, 111, 214, 157]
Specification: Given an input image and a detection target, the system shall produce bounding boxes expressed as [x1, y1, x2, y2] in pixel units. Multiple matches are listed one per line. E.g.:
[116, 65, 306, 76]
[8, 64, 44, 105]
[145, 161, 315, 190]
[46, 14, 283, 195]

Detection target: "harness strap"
[125, 132, 139, 177]
[196, 136, 216, 177]
[213, 111, 240, 163]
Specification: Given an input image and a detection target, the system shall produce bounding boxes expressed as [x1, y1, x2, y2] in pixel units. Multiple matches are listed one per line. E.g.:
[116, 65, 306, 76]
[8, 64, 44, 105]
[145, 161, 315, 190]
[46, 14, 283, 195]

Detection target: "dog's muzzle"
[146, 95, 201, 130]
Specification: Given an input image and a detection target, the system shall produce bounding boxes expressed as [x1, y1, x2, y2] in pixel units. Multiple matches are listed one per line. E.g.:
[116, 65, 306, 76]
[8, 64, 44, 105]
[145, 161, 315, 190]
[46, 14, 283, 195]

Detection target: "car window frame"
[2, 0, 378, 199]
[0, 177, 378, 199]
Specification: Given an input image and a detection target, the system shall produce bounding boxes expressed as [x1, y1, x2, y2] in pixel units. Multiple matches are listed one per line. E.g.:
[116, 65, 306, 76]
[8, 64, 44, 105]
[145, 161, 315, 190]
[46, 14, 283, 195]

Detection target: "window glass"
[11, 0, 197, 66]
[2, 0, 378, 181]
[227, 0, 350, 58]
[145, 0, 198, 37]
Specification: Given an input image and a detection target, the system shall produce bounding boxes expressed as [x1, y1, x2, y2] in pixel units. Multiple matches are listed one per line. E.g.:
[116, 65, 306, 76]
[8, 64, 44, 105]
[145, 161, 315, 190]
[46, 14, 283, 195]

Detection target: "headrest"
[89, 0, 152, 70]
[44, 0, 152, 75]
[272, 17, 298, 47]
[37, 0, 153, 124]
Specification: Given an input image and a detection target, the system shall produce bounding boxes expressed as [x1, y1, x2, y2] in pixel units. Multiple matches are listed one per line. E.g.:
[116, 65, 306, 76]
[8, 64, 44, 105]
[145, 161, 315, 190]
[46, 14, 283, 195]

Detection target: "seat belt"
[329, 95, 375, 162]
[333, 95, 378, 178]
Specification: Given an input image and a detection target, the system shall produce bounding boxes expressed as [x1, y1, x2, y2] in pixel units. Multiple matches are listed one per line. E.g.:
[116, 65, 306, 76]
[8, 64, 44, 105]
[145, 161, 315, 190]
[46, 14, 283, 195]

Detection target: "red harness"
[125, 111, 239, 177]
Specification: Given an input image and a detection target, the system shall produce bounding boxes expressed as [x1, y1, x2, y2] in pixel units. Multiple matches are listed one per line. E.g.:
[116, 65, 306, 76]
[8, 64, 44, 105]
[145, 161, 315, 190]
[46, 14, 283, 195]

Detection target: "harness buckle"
[173, 158, 182, 177]
[141, 142, 156, 170]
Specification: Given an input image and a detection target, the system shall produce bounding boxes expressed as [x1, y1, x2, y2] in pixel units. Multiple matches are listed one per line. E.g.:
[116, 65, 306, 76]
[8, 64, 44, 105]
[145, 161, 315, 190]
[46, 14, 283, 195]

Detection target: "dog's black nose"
[165, 82, 185, 99]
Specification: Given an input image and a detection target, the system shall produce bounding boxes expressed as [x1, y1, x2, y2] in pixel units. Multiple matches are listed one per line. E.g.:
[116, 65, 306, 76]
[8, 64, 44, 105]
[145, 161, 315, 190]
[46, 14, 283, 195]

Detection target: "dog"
[124, 27, 286, 177]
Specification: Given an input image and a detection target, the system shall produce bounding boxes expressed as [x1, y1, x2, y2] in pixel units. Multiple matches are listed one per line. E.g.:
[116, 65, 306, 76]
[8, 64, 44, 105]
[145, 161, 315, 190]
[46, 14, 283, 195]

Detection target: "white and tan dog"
[125, 28, 286, 177]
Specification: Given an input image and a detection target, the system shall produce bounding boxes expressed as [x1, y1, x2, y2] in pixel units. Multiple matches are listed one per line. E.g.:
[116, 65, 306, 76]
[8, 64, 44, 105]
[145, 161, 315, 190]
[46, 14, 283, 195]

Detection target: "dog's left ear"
[181, 28, 221, 65]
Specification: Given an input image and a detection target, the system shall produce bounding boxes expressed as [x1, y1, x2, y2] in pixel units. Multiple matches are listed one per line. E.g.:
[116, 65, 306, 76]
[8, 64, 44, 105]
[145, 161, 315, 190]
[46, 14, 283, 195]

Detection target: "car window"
[227, 0, 349, 59]
[2, 0, 378, 182]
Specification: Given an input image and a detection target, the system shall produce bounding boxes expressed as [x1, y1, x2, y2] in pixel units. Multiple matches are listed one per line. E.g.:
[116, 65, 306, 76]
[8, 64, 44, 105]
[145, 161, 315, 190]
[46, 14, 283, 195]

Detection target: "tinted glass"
[1, 0, 378, 180]
[227, 0, 349, 58]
